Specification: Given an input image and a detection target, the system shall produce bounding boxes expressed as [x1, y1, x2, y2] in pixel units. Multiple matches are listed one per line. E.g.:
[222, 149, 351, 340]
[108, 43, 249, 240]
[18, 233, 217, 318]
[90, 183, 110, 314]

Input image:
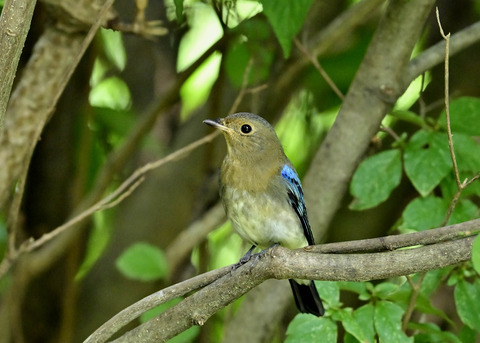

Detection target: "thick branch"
[0, 0, 37, 131]
[304, 0, 436, 238]
[85, 218, 479, 343]
[111, 236, 474, 343]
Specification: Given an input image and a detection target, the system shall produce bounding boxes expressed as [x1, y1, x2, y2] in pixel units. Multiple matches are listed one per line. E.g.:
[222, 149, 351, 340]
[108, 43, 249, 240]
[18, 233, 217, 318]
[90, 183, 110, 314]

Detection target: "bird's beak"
[203, 118, 231, 132]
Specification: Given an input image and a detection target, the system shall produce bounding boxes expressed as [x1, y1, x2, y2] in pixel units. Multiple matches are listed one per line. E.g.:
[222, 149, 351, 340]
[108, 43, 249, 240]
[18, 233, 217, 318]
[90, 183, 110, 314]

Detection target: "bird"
[203, 112, 324, 316]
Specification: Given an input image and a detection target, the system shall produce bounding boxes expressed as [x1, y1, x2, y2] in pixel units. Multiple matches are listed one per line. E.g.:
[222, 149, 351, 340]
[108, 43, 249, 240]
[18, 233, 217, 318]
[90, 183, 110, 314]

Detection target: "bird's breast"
[221, 186, 308, 250]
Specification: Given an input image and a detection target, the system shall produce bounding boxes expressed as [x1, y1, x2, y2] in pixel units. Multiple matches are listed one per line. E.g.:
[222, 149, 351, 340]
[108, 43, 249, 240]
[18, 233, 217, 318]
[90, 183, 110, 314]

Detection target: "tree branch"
[0, 0, 37, 131]
[304, 0, 436, 239]
[405, 20, 480, 85]
[84, 219, 479, 343]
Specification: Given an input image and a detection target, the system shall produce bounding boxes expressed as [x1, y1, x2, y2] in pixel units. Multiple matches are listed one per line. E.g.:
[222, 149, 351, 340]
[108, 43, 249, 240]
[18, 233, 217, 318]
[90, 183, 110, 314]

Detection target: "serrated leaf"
[261, 0, 313, 58]
[350, 149, 402, 210]
[286, 314, 337, 343]
[438, 97, 480, 136]
[374, 301, 413, 343]
[342, 304, 375, 343]
[472, 235, 480, 276]
[454, 279, 480, 331]
[116, 242, 168, 281]
[404, 130, 452, 196]
[399, 196, 447, 231]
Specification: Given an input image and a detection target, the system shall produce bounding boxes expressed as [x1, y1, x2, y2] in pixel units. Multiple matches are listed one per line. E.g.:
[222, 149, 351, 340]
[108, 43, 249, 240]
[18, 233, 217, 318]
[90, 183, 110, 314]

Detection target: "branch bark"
[85, 218, 479, 343]
[304, 0, 437, 238]
[0, 0, 37, 131]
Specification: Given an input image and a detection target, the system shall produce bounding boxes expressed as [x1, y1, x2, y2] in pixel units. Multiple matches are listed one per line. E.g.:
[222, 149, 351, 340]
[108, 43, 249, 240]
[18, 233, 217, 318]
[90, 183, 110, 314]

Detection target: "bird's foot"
[249, 243, 279, 268]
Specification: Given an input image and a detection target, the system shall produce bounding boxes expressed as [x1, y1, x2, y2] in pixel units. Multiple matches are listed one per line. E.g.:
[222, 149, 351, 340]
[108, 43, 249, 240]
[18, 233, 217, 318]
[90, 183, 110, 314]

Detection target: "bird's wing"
[280, 165, 315, 245]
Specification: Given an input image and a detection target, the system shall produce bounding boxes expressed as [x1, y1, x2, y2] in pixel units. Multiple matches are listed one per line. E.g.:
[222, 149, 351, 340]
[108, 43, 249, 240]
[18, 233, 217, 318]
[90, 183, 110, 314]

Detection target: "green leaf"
[100, 28, 127, 71]
[89, 76, 131, 110]
[451, 133, 480, 174]
[75, 212, 113, 281]
[372, 282, 402, 299]
[404, 130, 452, 196]
[315, 281, 340, 307]
[286, 314, 337, 343]
[458, 325, 478, 343]
[261, 0, 313, 58]
[350, 149, 402, 210]
[407, 322, 461, 343]
[473, 235, 480, 275]
[454, 279, 480, 331]
[173, 0, 185, 23]
[414, 292, 452, 325]
[399, 196, 447, 231]
[438, 97, 480, 136]
[342, 304, 375, 343]
[447, 199, 479, 225]
[337, 281, 370, 299]
[374, 301, 413, 343]
[420, 267, 453, 296]
[115, 242, 168, 281]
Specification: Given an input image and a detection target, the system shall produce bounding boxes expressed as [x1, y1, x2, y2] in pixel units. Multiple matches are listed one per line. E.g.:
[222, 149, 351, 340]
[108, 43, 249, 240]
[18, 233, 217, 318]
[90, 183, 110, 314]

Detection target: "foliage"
[1, 0, 480, 342]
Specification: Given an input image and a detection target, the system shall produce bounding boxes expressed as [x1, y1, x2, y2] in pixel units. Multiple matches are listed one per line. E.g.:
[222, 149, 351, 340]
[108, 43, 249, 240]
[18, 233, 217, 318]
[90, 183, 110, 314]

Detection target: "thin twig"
[294, 38, 344, 100]
[436, 8, 460, 189]
[402, 273, 426, 331]
[227, 57, 255, 114]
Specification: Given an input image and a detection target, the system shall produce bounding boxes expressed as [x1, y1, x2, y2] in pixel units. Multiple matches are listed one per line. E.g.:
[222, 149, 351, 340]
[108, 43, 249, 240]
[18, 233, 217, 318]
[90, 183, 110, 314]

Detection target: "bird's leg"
[250, 243, 279, 267]
[240, 245, 256, 264]
[231, 245, 256, 271]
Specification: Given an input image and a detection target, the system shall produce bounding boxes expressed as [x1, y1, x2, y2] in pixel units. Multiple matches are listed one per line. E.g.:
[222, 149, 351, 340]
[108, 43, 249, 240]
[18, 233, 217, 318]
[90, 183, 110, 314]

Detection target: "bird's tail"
[289, 279, 325, 316]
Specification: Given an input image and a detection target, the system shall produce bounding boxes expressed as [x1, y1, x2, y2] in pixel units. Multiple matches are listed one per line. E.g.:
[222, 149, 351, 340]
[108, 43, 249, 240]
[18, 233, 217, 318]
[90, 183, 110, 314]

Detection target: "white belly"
[223, 187, 308, 250]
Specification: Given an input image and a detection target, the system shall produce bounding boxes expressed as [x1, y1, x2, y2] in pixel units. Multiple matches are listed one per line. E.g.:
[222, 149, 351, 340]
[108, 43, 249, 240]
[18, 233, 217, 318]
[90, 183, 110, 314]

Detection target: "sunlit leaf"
[116, 242, 168, 281]
[350, 149, 402, 210]
[89, 76, 131, 110]
[75, 212, 113, 281]
[100, 28, 126, 71]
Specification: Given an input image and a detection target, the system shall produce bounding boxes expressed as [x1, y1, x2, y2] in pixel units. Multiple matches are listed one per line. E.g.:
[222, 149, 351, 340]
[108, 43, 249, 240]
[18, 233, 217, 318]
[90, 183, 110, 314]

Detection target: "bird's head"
[203, 112, 284, 162]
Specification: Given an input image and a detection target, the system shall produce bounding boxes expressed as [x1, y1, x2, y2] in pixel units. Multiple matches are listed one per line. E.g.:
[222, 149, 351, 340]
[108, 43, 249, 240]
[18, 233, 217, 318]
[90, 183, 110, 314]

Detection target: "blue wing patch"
[281, 165, 315, 245]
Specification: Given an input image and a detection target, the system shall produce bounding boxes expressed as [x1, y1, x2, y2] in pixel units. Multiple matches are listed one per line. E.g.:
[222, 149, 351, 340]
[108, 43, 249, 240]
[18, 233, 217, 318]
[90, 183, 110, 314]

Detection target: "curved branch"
[85, 218, 479, 343]
[84, 266, 233, 343]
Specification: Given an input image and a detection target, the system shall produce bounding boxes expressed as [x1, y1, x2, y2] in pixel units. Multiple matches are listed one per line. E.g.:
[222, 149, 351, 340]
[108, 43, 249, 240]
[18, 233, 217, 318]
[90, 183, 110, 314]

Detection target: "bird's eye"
[241, 124, 252, 134]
